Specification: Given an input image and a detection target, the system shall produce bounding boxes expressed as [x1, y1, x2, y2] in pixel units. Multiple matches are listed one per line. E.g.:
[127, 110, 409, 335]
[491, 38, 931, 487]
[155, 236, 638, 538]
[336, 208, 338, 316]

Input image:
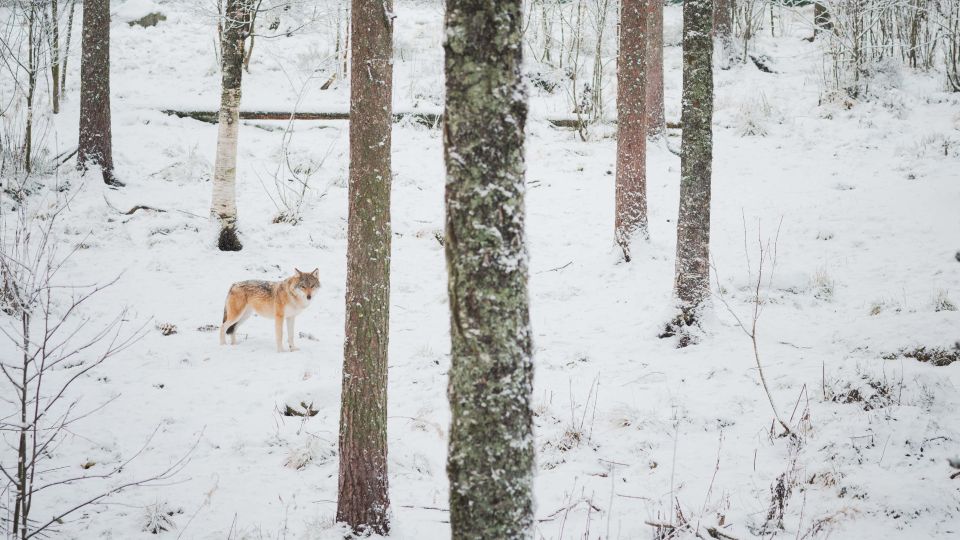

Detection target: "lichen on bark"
[674, 0, 715, 319]
[444, 1, 535, 538]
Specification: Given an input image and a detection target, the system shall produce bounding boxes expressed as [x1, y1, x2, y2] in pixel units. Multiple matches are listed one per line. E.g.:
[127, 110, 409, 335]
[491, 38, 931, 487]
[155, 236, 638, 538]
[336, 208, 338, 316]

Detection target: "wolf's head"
[293, 268, 320, 300]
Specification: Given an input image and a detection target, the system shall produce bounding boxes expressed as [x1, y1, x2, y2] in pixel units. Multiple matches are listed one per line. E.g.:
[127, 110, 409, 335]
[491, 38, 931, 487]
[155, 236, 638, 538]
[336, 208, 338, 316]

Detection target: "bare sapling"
[0, 188, 186, 538]
[712, 217, 793, 437]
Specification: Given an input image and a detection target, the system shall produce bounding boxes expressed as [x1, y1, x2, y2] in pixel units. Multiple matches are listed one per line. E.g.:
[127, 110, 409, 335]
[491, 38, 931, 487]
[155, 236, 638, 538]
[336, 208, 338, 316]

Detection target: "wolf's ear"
[294, 268, 303, 275]
[311, 268, 319, 277]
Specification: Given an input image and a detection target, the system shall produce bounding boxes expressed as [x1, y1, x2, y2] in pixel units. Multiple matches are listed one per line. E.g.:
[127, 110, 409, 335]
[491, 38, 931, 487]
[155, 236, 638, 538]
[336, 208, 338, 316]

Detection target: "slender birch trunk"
[616, 0, 649, 259]
[646, 0, 665, 138]
[444, 0, 534, 537]
[78, 0, 118, 185]
[61, 0, 77, 94]
[211, 0, 253, 251]
[336, 0, 393, 534]
[674, 0, 715, 324]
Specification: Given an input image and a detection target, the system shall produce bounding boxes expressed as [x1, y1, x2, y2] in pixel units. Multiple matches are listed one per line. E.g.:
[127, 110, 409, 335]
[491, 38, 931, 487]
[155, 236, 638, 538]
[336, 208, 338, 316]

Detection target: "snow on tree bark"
[336, 0, 393, 534]
[616, 0, 649, 259]
[211, 0, 253, 251]
[675, 0, 714, 317]
[77, 0, 117, 185]
[444, 0, 535, 537]
[646, 0, 665, 139]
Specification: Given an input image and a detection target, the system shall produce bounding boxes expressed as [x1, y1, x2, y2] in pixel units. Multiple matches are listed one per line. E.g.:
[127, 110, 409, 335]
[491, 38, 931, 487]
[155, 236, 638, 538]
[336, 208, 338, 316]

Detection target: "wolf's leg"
[275, 315, 285, 352]
[287, 317, 297, 351]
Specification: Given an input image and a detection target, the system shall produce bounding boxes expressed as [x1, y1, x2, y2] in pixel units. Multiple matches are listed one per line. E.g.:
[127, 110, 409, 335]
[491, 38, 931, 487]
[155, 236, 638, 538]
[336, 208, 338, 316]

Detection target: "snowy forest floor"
[3, 0, 960, 538]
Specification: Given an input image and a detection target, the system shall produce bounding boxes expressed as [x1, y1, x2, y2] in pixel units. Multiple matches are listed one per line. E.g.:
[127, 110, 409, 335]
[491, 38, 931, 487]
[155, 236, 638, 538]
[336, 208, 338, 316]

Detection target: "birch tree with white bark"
[211, 0, 254, 251]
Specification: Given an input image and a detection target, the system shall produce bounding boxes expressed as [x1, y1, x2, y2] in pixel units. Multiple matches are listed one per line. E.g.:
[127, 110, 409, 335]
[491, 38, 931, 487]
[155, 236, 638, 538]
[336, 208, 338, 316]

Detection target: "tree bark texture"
[675, 0, 714, 316]
[714, 0, 735, 67]
[211, 0, 253, 251]
[616, 0, 649, 259]
[645, 0, 665, 138]
[51, 0, 60, 114]
[444, 0, 535, 538]
[336, 0, 393, 534]
[77, 0, 117, 185]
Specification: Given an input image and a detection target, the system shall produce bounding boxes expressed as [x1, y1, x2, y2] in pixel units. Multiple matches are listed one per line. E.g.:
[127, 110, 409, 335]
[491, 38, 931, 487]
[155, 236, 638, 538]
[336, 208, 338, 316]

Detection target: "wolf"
[220, 268, 320, 352]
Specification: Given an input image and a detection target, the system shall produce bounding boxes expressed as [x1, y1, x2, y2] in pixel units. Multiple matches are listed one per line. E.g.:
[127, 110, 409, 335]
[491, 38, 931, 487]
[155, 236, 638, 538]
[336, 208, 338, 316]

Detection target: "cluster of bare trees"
[0, 0, 111, 183]
[816, 0, 960, 96]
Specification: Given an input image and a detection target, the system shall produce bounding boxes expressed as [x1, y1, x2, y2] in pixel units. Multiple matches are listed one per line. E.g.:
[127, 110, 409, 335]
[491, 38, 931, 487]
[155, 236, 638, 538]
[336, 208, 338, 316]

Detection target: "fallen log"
[161, 109, 680, 130]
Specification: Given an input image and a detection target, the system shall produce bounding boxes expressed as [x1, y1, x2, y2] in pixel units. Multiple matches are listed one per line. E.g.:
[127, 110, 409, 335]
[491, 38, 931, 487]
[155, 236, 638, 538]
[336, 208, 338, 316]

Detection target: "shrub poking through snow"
[825, 368, 900, 411]
[283, 401, 319, 417]
[142, 501, 182, 534]
[885, 345, 960, 367]
[734, 93, 782, 137]
[284, 437, 335, 470]
[810, 268, 836, 300]
[933, 289, 957, 312]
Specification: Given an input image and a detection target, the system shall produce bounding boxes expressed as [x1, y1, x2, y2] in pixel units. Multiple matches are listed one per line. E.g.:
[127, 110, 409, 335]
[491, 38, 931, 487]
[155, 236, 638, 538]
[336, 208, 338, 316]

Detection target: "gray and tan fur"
[220, 268, 319, 352]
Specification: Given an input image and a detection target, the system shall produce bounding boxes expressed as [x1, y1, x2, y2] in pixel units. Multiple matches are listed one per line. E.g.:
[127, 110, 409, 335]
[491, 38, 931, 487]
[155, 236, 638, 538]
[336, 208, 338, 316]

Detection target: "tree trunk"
[78, 0, 118, 185]
[61, 0, 77, 94]
[674, 0, 714, 321]
[645, 0, 665, 138]
[336, 0, 393, 534]
[211, 0, 253, 251]
[51, 0, 60, 114]
[50, 0, 60, 114]
[24, 3, 37, 174]
[616, 0, 649, 259]
[444, 0, 535, 538]
[714, 0, 735, 68]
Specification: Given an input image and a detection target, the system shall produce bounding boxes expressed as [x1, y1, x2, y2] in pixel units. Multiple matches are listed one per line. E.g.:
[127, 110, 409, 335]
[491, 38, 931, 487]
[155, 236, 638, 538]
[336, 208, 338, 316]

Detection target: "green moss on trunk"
[674, 0, 714, 316]
[444, 1, 535, 538]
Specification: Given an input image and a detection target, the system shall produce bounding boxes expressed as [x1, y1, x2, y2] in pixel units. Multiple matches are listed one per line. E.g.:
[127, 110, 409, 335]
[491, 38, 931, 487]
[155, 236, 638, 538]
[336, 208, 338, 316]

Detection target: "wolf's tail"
[223, 308, 237, 335]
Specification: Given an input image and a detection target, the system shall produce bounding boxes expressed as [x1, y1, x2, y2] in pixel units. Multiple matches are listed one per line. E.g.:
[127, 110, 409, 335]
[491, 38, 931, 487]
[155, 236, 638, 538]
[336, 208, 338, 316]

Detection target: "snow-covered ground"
[2, 0, 960, 538]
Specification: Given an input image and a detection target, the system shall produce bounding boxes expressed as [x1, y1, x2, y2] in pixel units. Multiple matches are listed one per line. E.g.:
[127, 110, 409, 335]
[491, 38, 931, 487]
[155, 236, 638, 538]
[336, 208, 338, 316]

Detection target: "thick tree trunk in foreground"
[336, 0, 393, 534]
[616, 0, 649, 259]
[646, 0, 665, 139]
[444, 1, 535, 538]
[78, 0, 117, 185]
[674, 0, 714, 322]
[211, 0, 253, 251]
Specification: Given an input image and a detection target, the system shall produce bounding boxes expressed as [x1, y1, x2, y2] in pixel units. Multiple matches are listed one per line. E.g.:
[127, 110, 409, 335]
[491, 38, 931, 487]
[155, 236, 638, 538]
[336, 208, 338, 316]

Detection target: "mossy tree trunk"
[444, 0, 535, 538]
[78, 0, 118, 185]
[336, 0, 393, 534]
[674, 0, 714, 324]
[646, 0, 665, 139]
[211, 0, 253, 251]
[616, 0, 649, 260]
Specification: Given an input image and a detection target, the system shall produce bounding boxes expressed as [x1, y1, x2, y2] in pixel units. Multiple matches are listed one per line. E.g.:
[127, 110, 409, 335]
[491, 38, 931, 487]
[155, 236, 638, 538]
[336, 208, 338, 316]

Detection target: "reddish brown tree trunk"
[78, 0, 118, 185]
[336, 0, 393, 534]
[646, 0, 665, 139]
[616, 0, 649, 260]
